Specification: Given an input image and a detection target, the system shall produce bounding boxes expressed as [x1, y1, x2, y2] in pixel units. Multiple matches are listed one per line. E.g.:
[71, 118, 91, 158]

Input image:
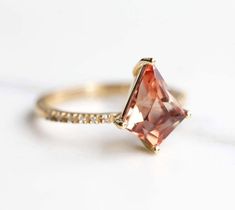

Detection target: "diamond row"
[45, 110, 117, 124]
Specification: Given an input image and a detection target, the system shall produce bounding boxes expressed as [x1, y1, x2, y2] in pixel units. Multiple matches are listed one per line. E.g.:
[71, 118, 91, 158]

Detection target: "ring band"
[35, 58, 189, 152]
[36, 83, 184, 124]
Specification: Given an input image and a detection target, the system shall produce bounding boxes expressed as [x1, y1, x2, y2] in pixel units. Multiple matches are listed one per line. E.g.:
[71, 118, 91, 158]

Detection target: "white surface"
[0, 0, 235, 210]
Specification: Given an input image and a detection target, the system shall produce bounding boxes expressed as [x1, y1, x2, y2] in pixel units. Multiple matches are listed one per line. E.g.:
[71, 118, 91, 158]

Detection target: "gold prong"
[153, 145, 160, 153]
[114, 116, 127, 129]
[132, 65, 141, 77]
[142, 141, 160, 153]
[140, 57, 155, 63]
[132, 58, 155, 77]
[186, 110, 192, 119]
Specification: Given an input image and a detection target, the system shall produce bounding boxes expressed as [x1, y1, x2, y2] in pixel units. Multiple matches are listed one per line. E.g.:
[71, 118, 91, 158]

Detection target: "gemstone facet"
[122, 61, 187, 151]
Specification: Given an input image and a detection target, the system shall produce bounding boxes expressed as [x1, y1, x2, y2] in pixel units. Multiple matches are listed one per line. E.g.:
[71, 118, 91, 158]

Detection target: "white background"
[0, 0, 235, 209]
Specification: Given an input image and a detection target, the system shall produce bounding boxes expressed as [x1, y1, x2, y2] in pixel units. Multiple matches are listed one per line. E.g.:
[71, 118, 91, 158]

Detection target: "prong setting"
[114, 115, 127, 129]
[132, 57, 155, 77]
[186, 110, 192, 119]
[153, 145, 160, 153]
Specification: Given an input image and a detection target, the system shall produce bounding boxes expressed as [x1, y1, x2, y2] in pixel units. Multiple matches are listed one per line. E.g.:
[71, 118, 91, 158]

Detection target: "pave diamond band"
[36, 83, 128, 124]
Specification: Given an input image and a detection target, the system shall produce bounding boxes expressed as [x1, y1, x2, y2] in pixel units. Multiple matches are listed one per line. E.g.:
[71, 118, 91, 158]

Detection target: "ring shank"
[36, 83, 185, 124]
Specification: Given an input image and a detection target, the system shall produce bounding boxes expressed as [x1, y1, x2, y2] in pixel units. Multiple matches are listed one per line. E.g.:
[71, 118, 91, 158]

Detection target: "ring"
[35, 58, 189, 152]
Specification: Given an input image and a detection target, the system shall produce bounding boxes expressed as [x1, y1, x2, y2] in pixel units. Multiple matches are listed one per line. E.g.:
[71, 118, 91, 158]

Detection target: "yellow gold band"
[36, 83, 185, 124]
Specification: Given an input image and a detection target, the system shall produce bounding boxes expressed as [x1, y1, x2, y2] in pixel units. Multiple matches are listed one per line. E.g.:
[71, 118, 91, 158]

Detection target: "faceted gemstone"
[122, 63, 187, 151]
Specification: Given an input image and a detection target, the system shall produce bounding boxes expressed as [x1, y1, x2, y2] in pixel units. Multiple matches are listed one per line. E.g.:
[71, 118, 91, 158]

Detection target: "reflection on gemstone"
[122, 63, 187, 151]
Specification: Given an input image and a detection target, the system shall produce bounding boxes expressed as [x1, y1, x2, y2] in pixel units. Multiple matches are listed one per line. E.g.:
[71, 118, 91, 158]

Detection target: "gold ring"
[35, 58, 189, 152]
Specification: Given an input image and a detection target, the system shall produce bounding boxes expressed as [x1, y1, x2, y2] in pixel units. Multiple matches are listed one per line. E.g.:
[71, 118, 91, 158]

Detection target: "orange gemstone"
[122, 63, 187, 151]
